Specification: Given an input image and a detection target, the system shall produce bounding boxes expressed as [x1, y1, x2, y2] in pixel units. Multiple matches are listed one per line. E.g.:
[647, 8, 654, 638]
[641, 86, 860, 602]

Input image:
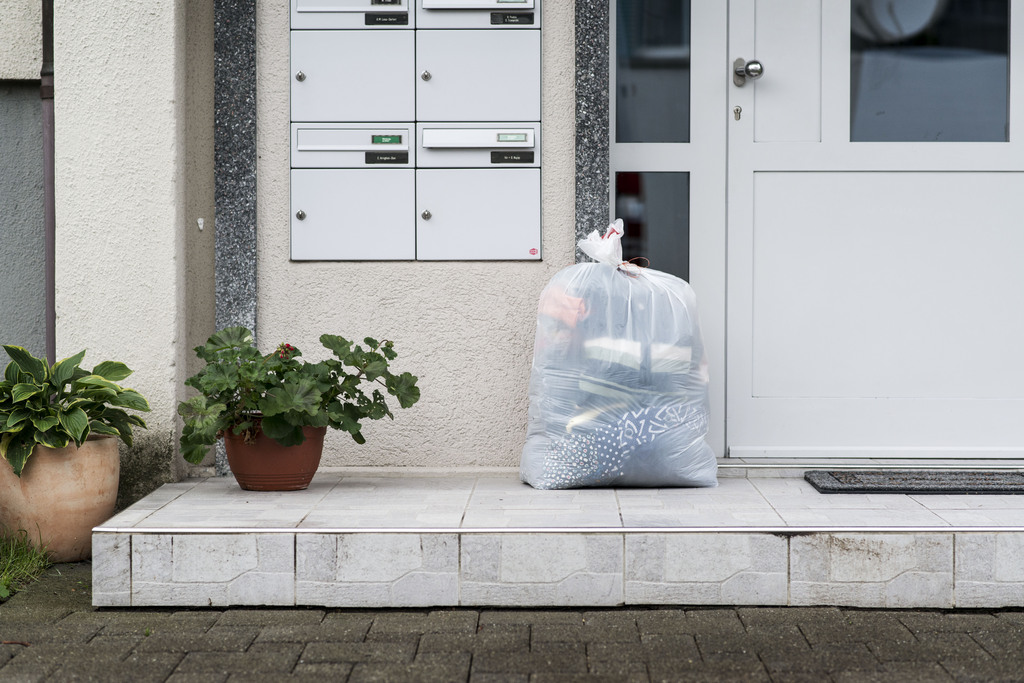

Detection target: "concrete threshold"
[93, 466, 1024, 609]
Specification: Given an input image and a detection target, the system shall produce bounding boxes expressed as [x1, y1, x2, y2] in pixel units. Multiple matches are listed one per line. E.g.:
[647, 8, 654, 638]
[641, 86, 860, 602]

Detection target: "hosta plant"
[177, 327, 420, 465]
[0, 346, 151, 476]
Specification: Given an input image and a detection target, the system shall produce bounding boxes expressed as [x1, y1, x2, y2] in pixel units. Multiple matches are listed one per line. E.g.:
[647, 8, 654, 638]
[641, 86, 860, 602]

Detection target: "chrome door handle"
[733, 58, 764, 87]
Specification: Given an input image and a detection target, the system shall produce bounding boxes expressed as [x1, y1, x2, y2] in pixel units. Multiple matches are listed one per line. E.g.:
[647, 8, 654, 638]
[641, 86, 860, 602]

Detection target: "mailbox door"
[416, 168, 540, 260]
[416, 0, 539, 29]
[291, 30, 415, 122]
[292, 169, 415, 260]
[291, 124, 414, 168]
[292, 0, 413, 29]
[416, 30, 541, 122]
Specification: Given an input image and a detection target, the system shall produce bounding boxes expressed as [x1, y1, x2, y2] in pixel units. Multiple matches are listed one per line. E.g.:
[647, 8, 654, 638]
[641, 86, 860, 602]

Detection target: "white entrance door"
[726, 0, 1024, 458]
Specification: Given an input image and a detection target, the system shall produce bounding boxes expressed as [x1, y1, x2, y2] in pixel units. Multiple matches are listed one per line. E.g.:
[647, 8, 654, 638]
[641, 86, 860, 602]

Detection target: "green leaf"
[361, 356, 388, 382]
[30, 415, 59, 433]
[34, 428, 69, 449]
[73, 375, 122, 392]
[109, 389, 151, 412]
[260, 414, 305, 446]
[1, 433, 35, 477]
[204, 326, 254, 353]
[4, 361, 22, 384]
[51, 349, 87, 387]
[386, 372, 421, 409]
[11, 383, 43, 403]
[92, 360, 133, 382]
[319, 334, 353, 358]
[89, 421, 120, 437]
[2, 346, 47, 383]
[260, 377, 321, 417]
[6, 409, 32, 429]
[58, 407, 90, 442]
[197, 363, 239, 394]
[363, 337, 379, 348]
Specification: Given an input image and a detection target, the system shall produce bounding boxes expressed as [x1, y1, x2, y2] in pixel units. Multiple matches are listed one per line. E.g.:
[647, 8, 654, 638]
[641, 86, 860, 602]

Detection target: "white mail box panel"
[417, 0, 539, 29]
[292, 124, 414, 168]
[417, 168, 540, 260]
[291, 30, 414, 122]
[292, 0, 412, 29]
[292, 169, 415, 260]
[417, 122, 539, 167]
[416, 30, 540, 122]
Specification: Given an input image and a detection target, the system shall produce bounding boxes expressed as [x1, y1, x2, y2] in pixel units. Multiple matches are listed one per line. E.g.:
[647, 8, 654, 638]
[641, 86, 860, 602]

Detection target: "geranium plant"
[0, 346, 150, 476]
[177, 327, 420, 464]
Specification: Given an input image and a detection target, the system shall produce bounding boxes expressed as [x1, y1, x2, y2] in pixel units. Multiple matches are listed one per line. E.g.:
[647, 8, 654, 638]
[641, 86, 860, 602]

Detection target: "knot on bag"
[578, 219, 649, 277]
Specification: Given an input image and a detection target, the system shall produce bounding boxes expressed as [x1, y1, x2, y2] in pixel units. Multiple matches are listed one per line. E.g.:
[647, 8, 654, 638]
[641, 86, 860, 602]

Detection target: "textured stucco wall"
[0, 1, 41, 80]
[53, 1, 213, 501]
[256, 2, 577, 466]
[185, 0, 217, 382]
[0, 83, 46, 360]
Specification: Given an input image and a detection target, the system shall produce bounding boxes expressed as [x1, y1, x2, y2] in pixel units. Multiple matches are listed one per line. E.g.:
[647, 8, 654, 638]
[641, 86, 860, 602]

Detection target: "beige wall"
[0, 1, 41, 80]
[256, 2, 576, 466]
[53, 1, 215, 496]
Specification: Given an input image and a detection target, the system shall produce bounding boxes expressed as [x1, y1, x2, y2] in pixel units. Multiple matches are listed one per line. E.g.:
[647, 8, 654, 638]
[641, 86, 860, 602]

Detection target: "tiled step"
[92, 468, 1024, 609]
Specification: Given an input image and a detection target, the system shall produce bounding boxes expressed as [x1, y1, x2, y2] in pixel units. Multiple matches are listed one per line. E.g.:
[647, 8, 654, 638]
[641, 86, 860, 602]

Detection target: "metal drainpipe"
[41, 0, 55, 365]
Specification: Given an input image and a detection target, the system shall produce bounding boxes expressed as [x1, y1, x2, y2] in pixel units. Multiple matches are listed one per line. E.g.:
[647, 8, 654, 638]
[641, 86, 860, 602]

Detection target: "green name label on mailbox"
[372, 135, 402, 144]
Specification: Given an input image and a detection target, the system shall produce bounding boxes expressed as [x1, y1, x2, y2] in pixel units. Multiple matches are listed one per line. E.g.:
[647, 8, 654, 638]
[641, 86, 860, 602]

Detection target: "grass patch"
[0, 529, 51, 602]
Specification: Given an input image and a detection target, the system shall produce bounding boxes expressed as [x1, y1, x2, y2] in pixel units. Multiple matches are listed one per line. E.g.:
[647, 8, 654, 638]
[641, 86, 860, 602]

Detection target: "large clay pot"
[0, 436, 119, 562]
[224, 425, 326, 491]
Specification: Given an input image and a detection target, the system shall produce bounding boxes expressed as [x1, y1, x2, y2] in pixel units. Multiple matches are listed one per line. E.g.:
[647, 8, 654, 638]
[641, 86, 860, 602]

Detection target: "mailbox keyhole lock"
[295, 71, 306, 82]
[296, 210, 306, 220]
[421, 71, 432, 82]
[421, 210, 432, 220]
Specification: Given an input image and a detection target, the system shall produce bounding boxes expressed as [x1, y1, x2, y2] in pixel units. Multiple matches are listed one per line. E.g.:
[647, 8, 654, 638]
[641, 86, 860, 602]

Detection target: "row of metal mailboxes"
[291, 167, 540, 260]
[291, 123, 539, 168]
[291, 29, 540, 123]
[292, 0, 540, 30]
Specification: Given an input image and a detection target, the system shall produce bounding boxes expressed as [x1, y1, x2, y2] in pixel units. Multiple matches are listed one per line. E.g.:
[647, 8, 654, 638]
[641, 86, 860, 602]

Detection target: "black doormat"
[804, 470, 1024, 494]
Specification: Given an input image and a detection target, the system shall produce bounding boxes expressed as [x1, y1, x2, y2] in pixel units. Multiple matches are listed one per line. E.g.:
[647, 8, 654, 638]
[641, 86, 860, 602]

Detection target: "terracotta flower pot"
[0, 436, 119, 562]
[224, 425, 326, 491]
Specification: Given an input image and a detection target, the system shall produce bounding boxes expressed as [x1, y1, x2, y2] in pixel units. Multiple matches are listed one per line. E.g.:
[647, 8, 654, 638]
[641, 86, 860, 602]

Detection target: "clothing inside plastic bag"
[521, 223, 717, 489]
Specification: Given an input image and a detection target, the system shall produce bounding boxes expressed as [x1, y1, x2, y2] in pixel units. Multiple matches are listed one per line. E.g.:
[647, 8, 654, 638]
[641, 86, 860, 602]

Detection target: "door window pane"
[850, 0, 1009, 142]
[616, 0, 691, 142]
[616, 172, 690, 281]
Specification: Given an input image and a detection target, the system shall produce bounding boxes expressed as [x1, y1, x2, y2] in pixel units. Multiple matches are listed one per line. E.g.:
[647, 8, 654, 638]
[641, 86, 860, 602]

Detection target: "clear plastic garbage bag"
[520, 221, 717, 489]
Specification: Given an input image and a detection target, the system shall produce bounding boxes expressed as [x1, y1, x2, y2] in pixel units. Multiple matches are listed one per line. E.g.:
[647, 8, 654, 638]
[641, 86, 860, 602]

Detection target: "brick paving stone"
[300, 640, 418, 664]
[479, 611, 583, 626]
[164, 674, 228, 683]
[530, 641, 585, 658]
[133, 628, 259, 653]
[638, 633, 700, 661]
[214, 609, 325, 627]
[588, 658, 650, 677]
[868, 631, 993, 663]
[761, 642, 880, 675]
[531, 674, 645, 683]
[173, 643, 302, 675]
[583, 610, 647, 626]
[993, 611, 1024, 623]
[635, 609, 689, 635]
[685, 609, 747, 635]
[587, 641, 654, 660]
[291, 661, 354, 677]
[0, 622, 103, 644]
[939, 658, 1024, 683]
[471, 651, 588, 675]
[254, 622, 371, 644]
[347, 652, 471, 683]
[468, 674, 529, 683]
[833, 663, 954, 682]
[419, 631, 530, 653]
[898, 612, 1000, 634]
[532, 624, 585, 642]
[970, 630, 1024, 659]
[49, 651, 184, 683]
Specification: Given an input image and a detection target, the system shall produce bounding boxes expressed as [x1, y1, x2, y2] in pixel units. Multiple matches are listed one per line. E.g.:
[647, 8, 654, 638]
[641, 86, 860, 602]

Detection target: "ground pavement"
[1, 563, 1023, 682]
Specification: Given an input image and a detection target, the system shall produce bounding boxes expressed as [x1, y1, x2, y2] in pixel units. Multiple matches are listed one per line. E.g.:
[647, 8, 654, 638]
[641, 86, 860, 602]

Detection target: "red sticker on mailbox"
[529, 248, 538, 256]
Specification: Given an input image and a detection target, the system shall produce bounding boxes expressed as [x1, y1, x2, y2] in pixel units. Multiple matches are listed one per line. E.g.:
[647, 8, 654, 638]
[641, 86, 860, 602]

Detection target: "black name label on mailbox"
[366, 152, 409, 164]
[372, 0, 402, 4]
[366, 12, 408, 25]
[491, 12, 534, 25]
[491, 151, 535, 164]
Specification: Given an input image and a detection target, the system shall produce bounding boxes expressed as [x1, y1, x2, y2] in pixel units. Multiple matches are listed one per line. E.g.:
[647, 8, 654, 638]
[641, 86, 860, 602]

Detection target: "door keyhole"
[734, 106, 742, 121]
